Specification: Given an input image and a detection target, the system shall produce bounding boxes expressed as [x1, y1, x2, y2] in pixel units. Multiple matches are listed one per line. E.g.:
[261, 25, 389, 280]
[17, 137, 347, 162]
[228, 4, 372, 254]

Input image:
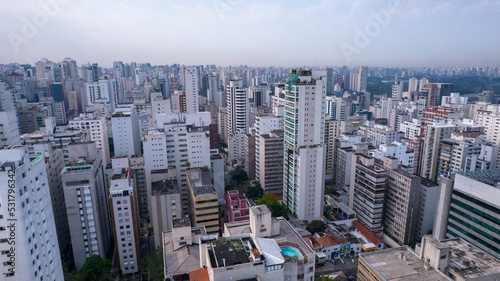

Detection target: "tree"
[79, 255, 112, 281]
[268, 202, 289, 219]
[255, 194, 277, 206]
[247, 182, 264, 199]
[306, 220, 326, 234]
[140, 248, 164, 281]
[230, 168, 248, 185]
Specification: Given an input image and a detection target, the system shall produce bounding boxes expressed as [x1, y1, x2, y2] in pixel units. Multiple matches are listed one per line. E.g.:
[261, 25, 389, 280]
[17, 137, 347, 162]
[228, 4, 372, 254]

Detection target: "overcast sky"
[1, 0, 499, 67]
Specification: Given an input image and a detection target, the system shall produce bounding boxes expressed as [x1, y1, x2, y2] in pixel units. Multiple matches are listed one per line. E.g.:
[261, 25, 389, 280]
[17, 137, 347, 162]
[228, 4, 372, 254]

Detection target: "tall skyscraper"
[226, 80, 249, 162]
[0, 147, 64, 280]
[358, 66, 368, 92]
[283, 70, 326, 221]
[226, 80, 249, 136]
[184, 66, 199, 114]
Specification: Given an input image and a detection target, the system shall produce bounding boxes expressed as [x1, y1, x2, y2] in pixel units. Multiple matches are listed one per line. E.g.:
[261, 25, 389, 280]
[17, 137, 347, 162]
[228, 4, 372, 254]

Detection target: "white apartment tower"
[68, 112, 111, 166]
[283, 70, 326, 221]
[184, 66, 199, 114]
[111, 107, 141, 158]
[0, 147, 64, 280]
[226, 80, 249, 162]
[0, 110, 21, 147]
[226, 80, 249, 135]
[475, 108, 500, 171]
[108, 157, 140, 275]
[86, 79, 121, 112]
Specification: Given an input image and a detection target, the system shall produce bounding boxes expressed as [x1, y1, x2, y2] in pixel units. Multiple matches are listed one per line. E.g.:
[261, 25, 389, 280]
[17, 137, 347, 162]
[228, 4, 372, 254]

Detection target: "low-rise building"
[225, 190, 250, 222]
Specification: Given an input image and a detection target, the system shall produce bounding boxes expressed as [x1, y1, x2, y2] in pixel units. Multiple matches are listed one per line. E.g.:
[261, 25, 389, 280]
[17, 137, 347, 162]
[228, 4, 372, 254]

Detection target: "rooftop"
[187, 168, 216, 197]
[444, 238, 500, 279]
[188, 268, 209, 281]
[211, 237, 251, 267]
[172, 218, 191, 228]
[458, 169, 500, 187]
[152, 179, 179, 196]
[360, 247, 450, 280]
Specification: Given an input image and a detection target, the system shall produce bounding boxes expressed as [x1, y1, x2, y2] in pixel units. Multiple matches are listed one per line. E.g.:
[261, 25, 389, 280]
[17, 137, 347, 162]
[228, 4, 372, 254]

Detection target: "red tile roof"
[189, 268, 210, 281]
[270, 194, 283, 201]
[352, 220, 382, 245]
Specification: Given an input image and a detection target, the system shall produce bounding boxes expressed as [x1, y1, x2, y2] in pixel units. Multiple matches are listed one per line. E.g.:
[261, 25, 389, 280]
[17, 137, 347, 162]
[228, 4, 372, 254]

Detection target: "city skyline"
[2, 0, 500, 67]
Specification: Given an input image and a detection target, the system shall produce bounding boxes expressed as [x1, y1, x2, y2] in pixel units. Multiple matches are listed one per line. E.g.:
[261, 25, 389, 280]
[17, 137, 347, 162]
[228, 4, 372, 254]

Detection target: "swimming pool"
[281, 248, 299, 259]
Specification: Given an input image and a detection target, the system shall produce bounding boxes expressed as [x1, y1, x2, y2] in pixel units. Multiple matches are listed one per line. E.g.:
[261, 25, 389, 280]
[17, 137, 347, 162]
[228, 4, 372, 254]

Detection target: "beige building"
[186, 167, 219, 235]
[324, 116, 340, 176]
[258, 130, 284, 195]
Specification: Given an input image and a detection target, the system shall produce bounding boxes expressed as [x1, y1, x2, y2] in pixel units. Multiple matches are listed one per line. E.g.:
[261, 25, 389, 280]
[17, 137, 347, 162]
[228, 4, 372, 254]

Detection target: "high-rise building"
[475, 108, 500, 171]
[186, 167, 219, 235]
[420, 120, 455, 182]
[208, 72, 219, 106]
[184, 66, 199, 114]
[358, 66, 368, 92]
[0, 109, 21, 147]
[226, 80, 249, 162]
[244, 133, 256, 179]
[408, 77, 418, 93]
[437, 120, 488, 178]
[86, 79, 121, 112]
[324, 117, 340, 176]
[254, 115, 283, 187]
[62, 142, 111, 269]
[130, 155, 149, 220]
[283, 70, 326, 221]
[350, 155, 386, 233]
[111, 107, 141, 158]
[226, 80, 249, 136]
[391, 76, 403, 101]
[384, 164, 421, 245]
[31, 142, 71, 259]
[68, 112, 110, 165]
[258, 130, 284, 195]
[0, 147, 64, 280]
[108, 157, 140, 275]
[312, 68, 334, 94]
[433, 170, 500, 260]
[150, 171, 182, 240]
[418, 77, 428, 91]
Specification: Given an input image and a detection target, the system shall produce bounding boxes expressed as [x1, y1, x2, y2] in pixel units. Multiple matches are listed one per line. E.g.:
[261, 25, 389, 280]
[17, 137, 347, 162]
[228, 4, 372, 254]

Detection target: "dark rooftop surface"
[151, 179, 178, 196]
[212, 237, 250, 267]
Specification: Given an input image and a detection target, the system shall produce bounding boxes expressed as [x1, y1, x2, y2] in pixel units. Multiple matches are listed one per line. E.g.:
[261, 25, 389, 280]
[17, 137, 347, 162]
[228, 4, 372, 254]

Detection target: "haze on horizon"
[1, 0, 499, 67]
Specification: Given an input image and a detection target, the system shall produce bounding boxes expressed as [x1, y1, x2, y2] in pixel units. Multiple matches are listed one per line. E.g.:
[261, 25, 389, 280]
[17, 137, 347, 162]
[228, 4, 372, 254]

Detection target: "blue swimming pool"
[281, 248, 299, 259]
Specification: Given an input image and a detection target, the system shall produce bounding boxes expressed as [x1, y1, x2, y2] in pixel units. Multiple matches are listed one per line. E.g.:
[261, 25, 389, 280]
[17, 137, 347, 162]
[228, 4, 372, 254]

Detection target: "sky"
[1, 0, 500, 67]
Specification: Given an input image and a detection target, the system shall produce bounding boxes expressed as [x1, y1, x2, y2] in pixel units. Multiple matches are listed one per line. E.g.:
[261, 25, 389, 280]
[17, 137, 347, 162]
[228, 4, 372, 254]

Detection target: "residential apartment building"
[62, 142, 111, 269]
[0, 147, 64, 280]
[283, 70, 326, 221]
[108, 157, 140, 275]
